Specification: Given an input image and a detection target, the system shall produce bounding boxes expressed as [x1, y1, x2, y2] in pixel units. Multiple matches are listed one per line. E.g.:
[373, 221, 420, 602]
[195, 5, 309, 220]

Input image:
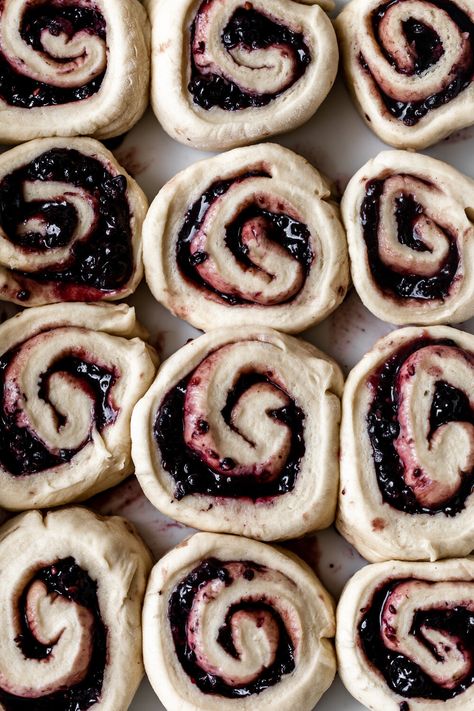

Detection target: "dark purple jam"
[367, 0, 474, 125]
[0, 344, 117, 476]
[168, 558, 295, 697]
[361, 179, 459, 300]
[155, 370, 305, 500]
[0, 4, 106, 108]
[188, 3, 311, 110]
[367, 337, 474, 515]
[359, 578, 474, 700]
[177, 171, 313, 305]
[0, 148, 133, 298]
[0, 557, 106, 710]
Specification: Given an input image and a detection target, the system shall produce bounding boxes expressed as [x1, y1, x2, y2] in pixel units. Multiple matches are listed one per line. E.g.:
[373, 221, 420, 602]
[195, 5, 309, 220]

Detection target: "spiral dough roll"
[336, 0, 474, 149]
[0, 302, 157, 510]
[0, 137, 148, 306]
[143, 532, 335, 711]
[0, 506, 152, 711]
[0, 0, 150, 143]
[337, 557, 474, 711]
[143, 144, 349, 333]
[146, 0, 338, 150]
[132, 326, 343, 540]
[338, 325, 474, 562]
[342, 151, 474, 325]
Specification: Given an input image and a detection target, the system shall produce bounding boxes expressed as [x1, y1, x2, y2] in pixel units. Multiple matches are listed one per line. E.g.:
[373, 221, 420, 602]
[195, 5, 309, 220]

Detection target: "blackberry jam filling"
[177, 171, 313, 305]
[0, 345, 117, 476]
[361, 179, 459, 300]
[0, 557, 106, 711]
[359, 578, 474, 701]
[367, 337, 474, 515]
[189, 3, 311, 110]
[155, 370, 305, 500]
[168, 558, 295, 697]
[0, 148, 133, 299]
[367, 0, 474, 126]
[0, 4, 106, 108]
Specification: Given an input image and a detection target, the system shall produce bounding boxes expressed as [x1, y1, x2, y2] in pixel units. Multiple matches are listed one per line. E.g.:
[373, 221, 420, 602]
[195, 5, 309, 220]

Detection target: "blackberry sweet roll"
[132, 326, 343, 540]
[337, 557, 474, 711]
[0, 507, 152, 711]
[0, 302, 157, 510]
[338, 325, 474, 561]
[143, 532, 335, 711]
[336, 0, 474, 148]
[342, 151, 474, 325]
[0, 0, 150, 142]
[0, 138, 147, 306]
[143, 144, 349, 333]
[146, 0, 338, 149]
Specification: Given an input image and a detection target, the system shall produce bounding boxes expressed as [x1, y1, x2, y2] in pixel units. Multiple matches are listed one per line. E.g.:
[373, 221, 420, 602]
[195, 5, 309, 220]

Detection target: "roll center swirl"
[360, 578, 474, 700]
[188, 0, 311, 110]
[367, 337, 474, 514]
[0, 0, 107, 108]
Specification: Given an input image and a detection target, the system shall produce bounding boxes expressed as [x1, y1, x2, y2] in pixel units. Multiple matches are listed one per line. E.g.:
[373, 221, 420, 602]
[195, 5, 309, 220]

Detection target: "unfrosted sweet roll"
[132, 326, 343, 540]
[338, 325, 474, 562]
[337, 557, 474, 711]
[342, 151, 474, 325]
[0, 506, 152, 711]
[336, 0, 474, 149]
[143, 144, 349, 333]
[0, 0, 150, 143]
[143, 532, 335, 711]
[0, 138, 147, 306]
[147, 0, 338, 150]
[0, 302, 157, 510]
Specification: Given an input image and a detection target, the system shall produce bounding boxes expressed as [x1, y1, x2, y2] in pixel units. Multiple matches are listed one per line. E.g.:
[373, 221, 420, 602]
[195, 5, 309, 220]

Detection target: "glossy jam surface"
[189, 4, 311, 110]
[0, 148, 133, 300]
[0, 344, 117, 476]
[168, 558, 295, 697]
[367, 337, 474, 515]
[367, 0, 474, 125]
[155, 370, 305, 500]
[0, 4, 106, 108]
[359, 578, 474, 701]
[0, 557, 106, 710]
[361, 179, 459, 300]
[177, 171, 313, 305]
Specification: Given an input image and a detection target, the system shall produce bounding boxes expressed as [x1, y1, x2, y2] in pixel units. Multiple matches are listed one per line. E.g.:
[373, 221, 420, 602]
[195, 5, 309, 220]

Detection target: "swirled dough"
[337, 557, 474, 711]
[0, 506, 152, 711]
[336, 0, 474, 149]
[143, 143, 349, 333]
[342, 151, 474, 325]
[0, 137, 148, 306]
[0, 0, 150, 143]
[146, 0, 338, 150]
[132, 326, 343, 540]
[0, 302, 157, 510]
[143, 531, 335, 711]
[338, 325, 474, 562]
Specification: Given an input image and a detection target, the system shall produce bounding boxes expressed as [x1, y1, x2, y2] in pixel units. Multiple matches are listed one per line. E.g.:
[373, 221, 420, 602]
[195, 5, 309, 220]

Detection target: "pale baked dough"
[132, 326, 343, 540]
[337, 557, 474, 711]
[0, 137, 148, 306]
[146, 0, 338, 150]
[338, 325, 474, 562]
[0, 506, 152, 710]
[0, 302, 157, 510]
[336, 0, 474, 149]
[342, 151, 474, 325]
[0, 0, 150, 142]
[143, 531, 335, 711]
[143, 143, 349, 333]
